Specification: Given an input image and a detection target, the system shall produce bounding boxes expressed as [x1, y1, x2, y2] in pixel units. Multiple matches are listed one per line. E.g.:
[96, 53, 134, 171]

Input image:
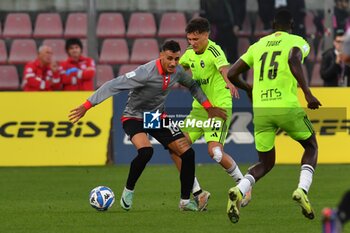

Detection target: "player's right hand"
[206, 106, 227, 121]
[305, 93, 322, 110]
[69, 105, 87, 123]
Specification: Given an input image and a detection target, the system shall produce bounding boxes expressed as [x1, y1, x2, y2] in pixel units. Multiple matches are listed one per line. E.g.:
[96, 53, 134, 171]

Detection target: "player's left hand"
[69, 105, 87, 123]
[305, 93, 322, 110]
[206, 106, 227, 121]
[226, 83, 240, 99]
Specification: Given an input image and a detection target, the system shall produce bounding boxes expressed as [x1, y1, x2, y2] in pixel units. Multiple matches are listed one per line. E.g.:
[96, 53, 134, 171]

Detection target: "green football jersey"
[241, 31, 310, 116]
[180, 40, 231, 108]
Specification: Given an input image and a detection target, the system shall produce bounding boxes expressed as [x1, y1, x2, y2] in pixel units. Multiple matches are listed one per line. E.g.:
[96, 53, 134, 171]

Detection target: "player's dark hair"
[65, 38, 83, 52]
[185, 17, 210, 34]
[273, 9, 294, 31]
[161, 40, 181, 53]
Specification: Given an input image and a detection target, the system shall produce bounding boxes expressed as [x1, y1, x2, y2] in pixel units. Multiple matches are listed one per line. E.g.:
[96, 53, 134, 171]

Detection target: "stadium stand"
[308, 38, 323, 63]
[164, 38, 188, 55]
[64, 13, 87, 38]
[0, 65, 19, 90]
[237, 38, 251, 56]
[43, 39, 67, 61]
[126, 12, 157, 38]
[33, 13, 63, 38]
[253, 15, 270, 38]
[236, 16, 252, 38]
[8, 39, 37, 64]
[3, 13, 32, 38]
[81, 38, 88, 56]
[129, 38, 159, 64]
[0, 6, 328, 88]
[158, 12, 187, 38]
[118, 64, 140, 76]
[310, 63, 323, 86]
[96, 64, 114, 88]
[305, 11, 317, 39]
[0, 39, 8, 64]
[99, 38, 129, 64]
[97, 13, 125, 38]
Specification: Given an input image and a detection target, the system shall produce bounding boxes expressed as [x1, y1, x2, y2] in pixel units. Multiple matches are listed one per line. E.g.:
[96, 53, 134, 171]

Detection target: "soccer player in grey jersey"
[69, 40, 226, 211]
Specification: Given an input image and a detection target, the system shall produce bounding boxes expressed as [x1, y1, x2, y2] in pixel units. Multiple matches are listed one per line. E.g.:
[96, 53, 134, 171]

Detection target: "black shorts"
[122, 118, 184, 148]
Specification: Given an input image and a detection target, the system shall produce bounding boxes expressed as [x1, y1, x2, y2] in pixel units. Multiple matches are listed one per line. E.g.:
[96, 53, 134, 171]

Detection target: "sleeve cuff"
[83, 100, 93, 110]
[201, 100, 212, 109]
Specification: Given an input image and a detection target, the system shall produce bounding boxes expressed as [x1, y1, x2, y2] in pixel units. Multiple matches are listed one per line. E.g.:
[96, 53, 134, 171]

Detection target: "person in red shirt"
[59, 38, 96, 91]
[22, 45, 61, 91]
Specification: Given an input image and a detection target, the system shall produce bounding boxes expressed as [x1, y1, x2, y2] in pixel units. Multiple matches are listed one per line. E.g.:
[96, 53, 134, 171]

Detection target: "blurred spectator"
[334, 0, 350, 33]
[320, 29, 350, 86]
[287, 0, 307, 38]
[257, 0, 306, 38]
[257, 0, 275, 31]
[200, 0, 246, 63]
[22, 45, 61, 91]
[59, 38, 96, 91]
[322, 190, 350, 233]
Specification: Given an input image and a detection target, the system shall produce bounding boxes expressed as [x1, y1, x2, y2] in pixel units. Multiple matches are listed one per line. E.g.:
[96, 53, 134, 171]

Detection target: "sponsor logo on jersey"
[196, 78, 210, 86]
[260, 88, 282, 101]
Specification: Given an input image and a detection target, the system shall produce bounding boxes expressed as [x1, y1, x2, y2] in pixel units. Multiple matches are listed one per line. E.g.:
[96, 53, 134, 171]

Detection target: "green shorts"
[254, 109, 314, 152]
[181, 108, 231, 145]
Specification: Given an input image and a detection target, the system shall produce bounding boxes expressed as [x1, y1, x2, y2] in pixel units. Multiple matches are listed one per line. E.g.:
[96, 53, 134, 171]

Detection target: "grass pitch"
[0, 164, 349, 233]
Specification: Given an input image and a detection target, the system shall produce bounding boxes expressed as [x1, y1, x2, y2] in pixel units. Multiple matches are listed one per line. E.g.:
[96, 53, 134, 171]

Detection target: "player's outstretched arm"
[220, 66, 240, 98]
[69, 104, 88, 123]
[288, 47, 322, 110]
[206, 106, 227, 121]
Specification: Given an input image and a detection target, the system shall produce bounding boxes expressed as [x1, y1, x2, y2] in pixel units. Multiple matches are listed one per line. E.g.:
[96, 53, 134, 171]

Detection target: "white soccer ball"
[89, 186, 115, 211]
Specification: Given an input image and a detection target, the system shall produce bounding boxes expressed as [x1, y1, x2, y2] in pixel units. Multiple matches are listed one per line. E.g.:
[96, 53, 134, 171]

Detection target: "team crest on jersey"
[200, 60, 205, 68]
[191, 63, 195, 68]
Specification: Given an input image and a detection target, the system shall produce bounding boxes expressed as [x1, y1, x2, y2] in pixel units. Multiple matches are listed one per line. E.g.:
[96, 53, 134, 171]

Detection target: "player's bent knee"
[138, 147, 154, 163]
[211, 146, 223, 163]
[180, 148, 195, 161]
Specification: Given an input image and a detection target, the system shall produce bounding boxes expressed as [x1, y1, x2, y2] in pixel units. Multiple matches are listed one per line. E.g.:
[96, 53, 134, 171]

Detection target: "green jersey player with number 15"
[225, 10, 322, 223]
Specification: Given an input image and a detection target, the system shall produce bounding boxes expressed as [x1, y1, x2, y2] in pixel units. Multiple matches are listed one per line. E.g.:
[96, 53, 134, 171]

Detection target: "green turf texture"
[1, 164, 349, 233]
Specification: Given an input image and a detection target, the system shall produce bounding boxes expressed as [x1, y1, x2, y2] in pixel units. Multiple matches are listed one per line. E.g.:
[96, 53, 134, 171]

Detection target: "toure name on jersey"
[266, 40, 282, 47]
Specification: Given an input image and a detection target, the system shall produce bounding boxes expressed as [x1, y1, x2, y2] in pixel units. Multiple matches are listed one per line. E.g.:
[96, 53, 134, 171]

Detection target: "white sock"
[298, 164, 314, 193]
[180, 199, 190, 205]
[192, 177, 201, 194]
[226, 163, 244, 184]
[237, 174, 255, 196]
[124, 187, 134, 192]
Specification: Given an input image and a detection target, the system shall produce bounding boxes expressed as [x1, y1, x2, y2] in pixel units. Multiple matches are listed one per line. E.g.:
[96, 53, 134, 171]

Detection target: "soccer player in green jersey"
[225, 9, 322, 223]
[169, 17, 251, 211]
